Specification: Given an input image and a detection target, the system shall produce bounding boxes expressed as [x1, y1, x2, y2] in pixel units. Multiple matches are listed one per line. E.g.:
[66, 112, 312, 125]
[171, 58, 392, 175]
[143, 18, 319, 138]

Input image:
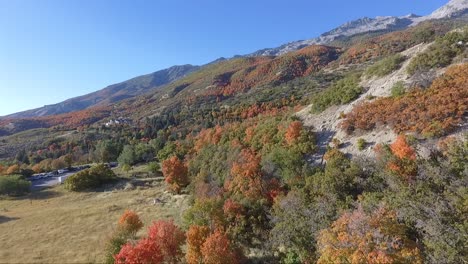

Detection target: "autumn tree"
[162, 156, 189, 194]
[118, 210, 143, 236]
[31, 164, 42, 174]
[105, 210, 144, 264]
[285, 121, 303, 145]
[388, 135, 418, 180]
[317, 206, 423, 264]
[201, 230, 241, 264]
[115, 220, 185, 264]
[6, 164, 20, 175]
[225, 149, 264, 200]
[186, 225, 210, 264]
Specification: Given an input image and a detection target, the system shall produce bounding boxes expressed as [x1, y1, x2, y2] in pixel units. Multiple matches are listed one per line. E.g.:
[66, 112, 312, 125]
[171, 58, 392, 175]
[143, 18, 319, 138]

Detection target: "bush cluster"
[407, 29, 467, 75]
[365, 54, 405, 77]
[64, 164, 116, 191]
[0, 175, 31, 196]
[310, 73, 362, 113]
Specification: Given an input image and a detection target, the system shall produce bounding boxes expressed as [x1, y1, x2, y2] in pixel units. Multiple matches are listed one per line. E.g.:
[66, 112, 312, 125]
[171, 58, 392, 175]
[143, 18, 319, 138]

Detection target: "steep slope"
[4, 64, 200, 119]
[419, 0, 468, 20]
[249, 0, 468, 57]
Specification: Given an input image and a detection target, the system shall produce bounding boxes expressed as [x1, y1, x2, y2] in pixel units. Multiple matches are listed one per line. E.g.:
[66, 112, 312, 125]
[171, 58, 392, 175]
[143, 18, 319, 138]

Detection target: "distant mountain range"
[4, 64, 199, 118]
[3, 0, 467, 119]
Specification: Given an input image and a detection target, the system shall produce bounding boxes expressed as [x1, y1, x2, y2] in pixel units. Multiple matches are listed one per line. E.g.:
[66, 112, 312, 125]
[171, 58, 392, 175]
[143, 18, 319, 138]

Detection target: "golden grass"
[0, 180, 189, 263]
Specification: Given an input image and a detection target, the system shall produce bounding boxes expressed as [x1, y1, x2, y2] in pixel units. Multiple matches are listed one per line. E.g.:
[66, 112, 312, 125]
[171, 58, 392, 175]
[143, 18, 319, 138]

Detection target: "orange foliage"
[341, 64, 468, 136]
[31, 164, 42, 173]
[285, 121, 303, 145]
[388, 135, 418, 180]
[317, 206, 423, 264]
[194, 125, 224, 152]
[118, 210, 144, 235]
[115, 220, 185, 264]
[201, 230, 240, 264]
[390, 135, 416, 160]
[186, 225, 210, 264]
[225, 149, 264, 200]
[162, 156, 189, 194]
[6, 164, 20, 175]
[204, 45, 339, 98]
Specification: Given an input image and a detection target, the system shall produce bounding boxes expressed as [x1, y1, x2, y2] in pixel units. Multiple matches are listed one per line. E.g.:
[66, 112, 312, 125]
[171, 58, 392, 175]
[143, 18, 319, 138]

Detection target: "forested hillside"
[0, 10, 467, 264]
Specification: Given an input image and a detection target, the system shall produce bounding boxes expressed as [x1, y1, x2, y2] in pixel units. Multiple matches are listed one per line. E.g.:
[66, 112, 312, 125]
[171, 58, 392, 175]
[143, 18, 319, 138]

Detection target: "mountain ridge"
[3, 64, 200, 119]
[3, 0, 467, 119]
[248, 0, 468, 57]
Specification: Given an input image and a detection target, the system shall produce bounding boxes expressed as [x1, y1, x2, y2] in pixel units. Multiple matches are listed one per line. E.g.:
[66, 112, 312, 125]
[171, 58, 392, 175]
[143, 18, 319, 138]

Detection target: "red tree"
[162, 156, 189, 194]
[115, 220, 185, 264]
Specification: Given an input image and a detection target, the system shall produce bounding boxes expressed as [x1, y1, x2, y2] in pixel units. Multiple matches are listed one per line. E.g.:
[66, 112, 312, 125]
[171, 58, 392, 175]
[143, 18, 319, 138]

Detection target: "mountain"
[423, 0, 468, 20]
[248, 0, 468, 57]
[4, 64, 200, 119]
[4, 0, 467, 119]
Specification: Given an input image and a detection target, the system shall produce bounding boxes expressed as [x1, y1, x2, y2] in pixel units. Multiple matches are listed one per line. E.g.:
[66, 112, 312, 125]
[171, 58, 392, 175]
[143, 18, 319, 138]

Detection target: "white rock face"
[248, 0, 468, 57]
[427, 0, 468, 19]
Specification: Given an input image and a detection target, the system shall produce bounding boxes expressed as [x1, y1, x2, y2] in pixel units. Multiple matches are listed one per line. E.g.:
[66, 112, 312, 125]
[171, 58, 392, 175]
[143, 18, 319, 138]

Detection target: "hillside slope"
[4, 64, 200, 119]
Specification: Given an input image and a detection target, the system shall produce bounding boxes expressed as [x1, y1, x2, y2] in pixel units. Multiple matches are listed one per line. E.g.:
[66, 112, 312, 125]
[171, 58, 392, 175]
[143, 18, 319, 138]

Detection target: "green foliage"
[147, 162, 160, 174]
[365, 54, 405, 77]
[311, 73, 362, 113]
[413, 26, 436, 43]
[157, 141, 177, 161]
[0, 175, 31, 196]
[391, 81, 406, 97]
[121, 164, 131, 174]
[118, 145, 136, 166]
[94, 140, 122, 163]
[64, 164, 116, 191]
[104, 228, 131, 264]
[356, 138, 366, 151]
[407, 28, 468, 75]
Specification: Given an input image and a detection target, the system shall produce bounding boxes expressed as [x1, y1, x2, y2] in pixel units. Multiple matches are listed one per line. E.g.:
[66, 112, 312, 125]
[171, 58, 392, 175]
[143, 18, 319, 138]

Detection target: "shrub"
[407, 29, 467, 75]
[356, 138, 367, 151]
[391, 81, 406, 97]
[365, 54, 405, 77]
[118, 210, 144, 235]
[147, 162, 160, 174]
[105, 228, 133, 264]
[105, 210, 144, 264]
[311, 73, 362, 113]
[64, 164, 116, 191]
[0, 175, 31, 196]
[6, 164, 20, 175]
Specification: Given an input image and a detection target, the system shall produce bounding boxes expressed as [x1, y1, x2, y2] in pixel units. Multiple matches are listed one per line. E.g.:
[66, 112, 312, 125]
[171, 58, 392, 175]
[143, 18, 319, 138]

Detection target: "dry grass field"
[0, 175, 189, 263]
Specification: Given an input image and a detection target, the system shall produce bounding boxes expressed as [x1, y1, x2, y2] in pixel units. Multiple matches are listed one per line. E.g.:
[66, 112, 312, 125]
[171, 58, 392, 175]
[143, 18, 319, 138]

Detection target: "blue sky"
[0, 0, 447, 116]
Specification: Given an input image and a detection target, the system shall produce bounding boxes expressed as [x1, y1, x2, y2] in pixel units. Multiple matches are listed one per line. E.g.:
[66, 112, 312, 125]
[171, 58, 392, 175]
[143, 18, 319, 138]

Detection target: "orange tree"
[317, 206, 423, 264]
[162, 156, 189, 194]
